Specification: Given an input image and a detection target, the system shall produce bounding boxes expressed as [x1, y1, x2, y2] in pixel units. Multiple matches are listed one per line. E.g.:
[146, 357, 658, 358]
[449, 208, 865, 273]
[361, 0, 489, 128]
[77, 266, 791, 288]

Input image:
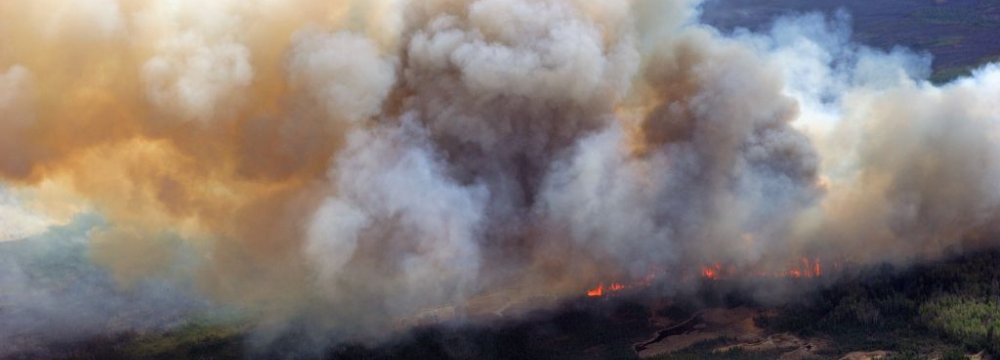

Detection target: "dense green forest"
[756, 251, 1000, 358]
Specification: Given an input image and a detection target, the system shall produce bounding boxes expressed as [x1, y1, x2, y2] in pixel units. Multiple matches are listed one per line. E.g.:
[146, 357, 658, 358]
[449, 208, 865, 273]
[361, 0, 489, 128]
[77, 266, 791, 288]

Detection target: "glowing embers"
[699, 257, 825, 280]
[586, 282, 626, 297]
[779, 257, 823, 279]
[584, 258, 833, 297]
[785, 257, 822, 279]
[585, 271, 658, 298]
[701, 263, 722, 280]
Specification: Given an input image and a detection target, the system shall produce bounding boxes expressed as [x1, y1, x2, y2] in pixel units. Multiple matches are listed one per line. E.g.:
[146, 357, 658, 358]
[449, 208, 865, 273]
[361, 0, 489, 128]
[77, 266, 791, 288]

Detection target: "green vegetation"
[910, 6, 1000, 28]
[703, 0, 1000, 86]
[922, 36, 964, 49]
[57, 315, 247, 360]
[50, 250, 1000, 359]
[122, 320, 246, 359]
[586, 249, 1000, 360]
[758, 250, 1000, 358]
[920, 295, 1000, 352]
[930, 55, 1000, 84]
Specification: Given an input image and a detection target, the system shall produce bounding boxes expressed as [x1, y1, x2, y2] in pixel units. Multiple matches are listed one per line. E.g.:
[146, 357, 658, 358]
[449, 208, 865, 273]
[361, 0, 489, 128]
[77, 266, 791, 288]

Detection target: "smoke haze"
[2, 0, 1000, 349]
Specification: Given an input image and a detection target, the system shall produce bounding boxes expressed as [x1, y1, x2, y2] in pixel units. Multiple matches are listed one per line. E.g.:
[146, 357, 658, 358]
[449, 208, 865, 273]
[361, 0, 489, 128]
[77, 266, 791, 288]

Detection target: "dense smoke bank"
[2, 0, 1000, 345]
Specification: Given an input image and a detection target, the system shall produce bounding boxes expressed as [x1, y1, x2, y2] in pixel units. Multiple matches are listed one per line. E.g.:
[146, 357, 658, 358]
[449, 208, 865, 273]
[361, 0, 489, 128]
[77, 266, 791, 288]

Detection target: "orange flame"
[586, 284, 604, 297]
[586, 257, 830, 297]
[701, 263, 722, 280]
[585, 281, 633, 297]
[698, 257, 825, 280]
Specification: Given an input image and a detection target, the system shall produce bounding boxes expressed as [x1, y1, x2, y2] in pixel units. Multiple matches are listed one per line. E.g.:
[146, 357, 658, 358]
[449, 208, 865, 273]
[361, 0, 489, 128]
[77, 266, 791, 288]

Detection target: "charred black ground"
[41, 249, 1000, 359]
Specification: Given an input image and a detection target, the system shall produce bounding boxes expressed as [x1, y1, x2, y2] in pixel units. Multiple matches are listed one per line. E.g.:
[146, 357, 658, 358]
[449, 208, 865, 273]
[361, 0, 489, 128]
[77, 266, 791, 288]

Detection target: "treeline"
[758, 250, 1000, 357]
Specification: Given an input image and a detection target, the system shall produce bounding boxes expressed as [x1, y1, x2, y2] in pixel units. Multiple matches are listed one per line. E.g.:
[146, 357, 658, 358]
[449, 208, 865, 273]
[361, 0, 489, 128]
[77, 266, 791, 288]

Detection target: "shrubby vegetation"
[920, 295, 1000, 353]
[50, 250, 1000, 359]
[759, 250, 1000, 357]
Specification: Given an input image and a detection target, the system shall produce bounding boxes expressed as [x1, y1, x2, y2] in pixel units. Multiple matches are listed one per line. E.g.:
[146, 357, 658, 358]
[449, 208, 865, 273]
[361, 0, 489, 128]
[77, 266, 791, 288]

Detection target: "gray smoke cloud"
[306, 117, 489, 333]
[1, 0, 1000, 347]
[0, 216, 213, 358]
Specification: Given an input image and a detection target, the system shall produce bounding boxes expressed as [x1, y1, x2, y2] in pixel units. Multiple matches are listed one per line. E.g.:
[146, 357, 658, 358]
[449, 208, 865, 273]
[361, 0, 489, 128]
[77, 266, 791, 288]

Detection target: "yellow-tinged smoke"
[2, 0, 1000, 338]
[0, 0, 391, 318]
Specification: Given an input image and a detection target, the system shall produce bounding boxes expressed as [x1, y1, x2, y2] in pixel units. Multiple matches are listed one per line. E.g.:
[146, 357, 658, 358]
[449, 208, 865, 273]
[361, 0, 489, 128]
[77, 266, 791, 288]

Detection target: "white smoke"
[137, 0, 254, 122]
[0, 186, 52, 242]
[3, 0, 1000, 348]
[43, 0, 125, 41]
[288, 29, 397, 123]
[306, 117, 488, 330]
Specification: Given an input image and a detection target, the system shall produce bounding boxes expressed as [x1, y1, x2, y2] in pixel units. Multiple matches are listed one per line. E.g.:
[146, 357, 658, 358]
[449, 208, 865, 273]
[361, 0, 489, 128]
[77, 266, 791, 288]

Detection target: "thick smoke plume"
[2, 0, 1000, 345]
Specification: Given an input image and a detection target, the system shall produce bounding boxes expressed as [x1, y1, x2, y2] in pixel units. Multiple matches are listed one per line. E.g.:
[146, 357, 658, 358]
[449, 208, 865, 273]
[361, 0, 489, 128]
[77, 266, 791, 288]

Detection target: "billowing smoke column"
[2, 0, 1000, 341]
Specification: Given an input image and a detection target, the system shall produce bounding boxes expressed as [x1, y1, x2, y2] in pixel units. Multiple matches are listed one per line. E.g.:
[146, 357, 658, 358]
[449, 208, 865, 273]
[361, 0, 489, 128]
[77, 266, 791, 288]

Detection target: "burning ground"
[39, 251, 1000, 359]
[2, 0, 1000, 358]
